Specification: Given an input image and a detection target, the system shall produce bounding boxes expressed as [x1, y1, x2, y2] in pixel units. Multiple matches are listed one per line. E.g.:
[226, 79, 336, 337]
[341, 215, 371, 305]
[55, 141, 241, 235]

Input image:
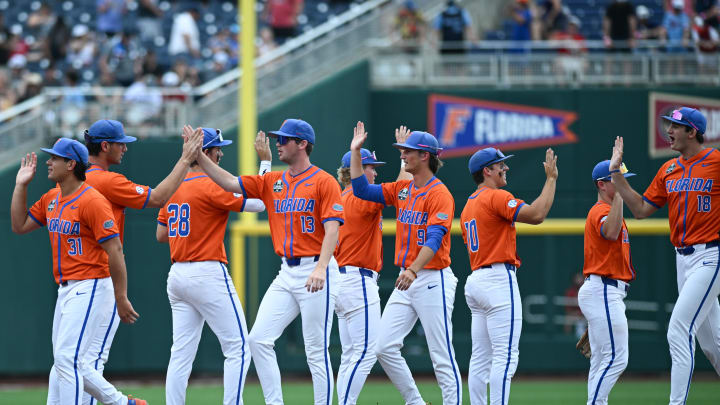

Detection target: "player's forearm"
[349, 148, 363, 180]
[10, 184, 30, 234]
[602, 195, 624, 240]
[317, 221, 340, 269]
[407, 246, 436, 273]
[610, 173, 652, 219]
[104, 239, 129, 299]
[148, 159, 192, 207]
[197, 151, 242, 193]
[527, 177, 557, 224]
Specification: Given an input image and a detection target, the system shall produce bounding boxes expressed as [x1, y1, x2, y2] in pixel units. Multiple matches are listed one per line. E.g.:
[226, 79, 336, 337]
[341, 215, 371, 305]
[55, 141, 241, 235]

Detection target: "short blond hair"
[337, 166, 351, 187]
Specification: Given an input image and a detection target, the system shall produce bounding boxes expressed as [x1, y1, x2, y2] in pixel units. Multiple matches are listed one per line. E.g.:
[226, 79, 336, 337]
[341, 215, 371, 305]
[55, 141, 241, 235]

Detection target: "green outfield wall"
[1, 61, 718, 376]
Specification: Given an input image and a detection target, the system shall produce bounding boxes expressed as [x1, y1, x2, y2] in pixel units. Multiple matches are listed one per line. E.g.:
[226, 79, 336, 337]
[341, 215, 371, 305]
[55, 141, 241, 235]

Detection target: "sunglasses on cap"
[671, 109, 699, 131]
[203, 128, 224, 148]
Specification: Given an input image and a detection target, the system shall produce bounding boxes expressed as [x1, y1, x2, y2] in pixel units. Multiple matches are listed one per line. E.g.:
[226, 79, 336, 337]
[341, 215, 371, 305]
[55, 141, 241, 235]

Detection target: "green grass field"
[1, 379, 719, 404]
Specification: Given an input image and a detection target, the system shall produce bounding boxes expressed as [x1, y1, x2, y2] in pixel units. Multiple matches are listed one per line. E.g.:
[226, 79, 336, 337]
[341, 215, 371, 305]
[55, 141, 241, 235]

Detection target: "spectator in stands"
[8, 54, 28, 98]
[62, 70, 87, 108]
[100, 29, 140, 86]
[67, 25, 96, 68]
[8, 28, 30, 59]
[263, 0, 304, 45]
[18, 73, 43, 103]
[696, 1, 720, 30]
[563, 273, 586, 339]
[124, 74, 163, 125]
[256, 26, 278, 58]
[97, 0, 127, 37]
[137, 0, 164, 42]
[139, 49, 163, 79]
[635, 5, 663, 41]
[434, 0, 474, 54]
[509, 0, 535, 52]
[604, 0, 636, 52]
[168, 5, 201, 58]
[45, 16, 71, 64]
[209, 27, 238, 66]
[393, 0, 427, 52]
[42, 64, 63, 87]
[0, 13, 12, 64]
[27, 4, 56, 39]
[161, 71, 188, 102]
[663, 0, 691, 52]
[204, 51, 230, 82]
[540, 0, 569, 39]
[552, 16, 587, 81]
[0, 69, 16, 111]
[692, 15, 719, 70]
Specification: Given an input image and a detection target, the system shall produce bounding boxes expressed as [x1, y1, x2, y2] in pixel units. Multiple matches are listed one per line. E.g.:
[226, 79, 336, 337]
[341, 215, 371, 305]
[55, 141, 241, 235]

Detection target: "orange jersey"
[157, 173, 246, 263]
[85, 164, 152, 240]
[381, 177, 454, 270]
[643, 148, 720, 247]
[28, 185, 119, 284]
[582, 200, 636, 282]
[460, 187, 525, 270]
[238, 166, 344, 258]
[335, 186, 384, 271]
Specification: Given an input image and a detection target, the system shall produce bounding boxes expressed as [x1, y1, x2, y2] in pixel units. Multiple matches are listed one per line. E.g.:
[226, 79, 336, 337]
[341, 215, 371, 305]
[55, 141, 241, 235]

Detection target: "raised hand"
[543, 148, 558, 180]
[609, 136, 624, 171]
[255, 131, 272, 161]
[181, 127, 203, 164]
[181, 124, 194, 141]
[350, 121, 367, 152]
[16, 153, 37, 186]
[395, 125, 411, 144]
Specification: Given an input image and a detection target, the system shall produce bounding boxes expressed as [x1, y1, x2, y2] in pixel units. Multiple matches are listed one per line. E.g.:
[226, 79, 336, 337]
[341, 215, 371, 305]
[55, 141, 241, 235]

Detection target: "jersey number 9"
[168, 203, 191, 237]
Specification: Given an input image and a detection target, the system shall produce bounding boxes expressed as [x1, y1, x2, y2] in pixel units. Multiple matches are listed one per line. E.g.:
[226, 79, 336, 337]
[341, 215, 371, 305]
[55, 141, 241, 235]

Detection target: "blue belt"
[597, 276, 630, 293]
[676, 240, 720, 256]
[285, 255, 319, 267]
[479, 263, 516, 271]
[338, 266, 375, 278]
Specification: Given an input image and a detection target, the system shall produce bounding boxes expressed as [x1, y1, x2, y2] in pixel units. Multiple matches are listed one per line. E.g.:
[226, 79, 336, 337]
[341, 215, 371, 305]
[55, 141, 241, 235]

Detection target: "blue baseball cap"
[84, 119, 137, 143]
[202, 128, 232, 149]
[592, 160, 636, 181]
[41, 138, 89, 166]
[392, 131, 442, 155]
[468, 147, 514, 174]
[662, 107, 706, 135]
[341, 148, 386, 168]
[268, 119, 315, 145]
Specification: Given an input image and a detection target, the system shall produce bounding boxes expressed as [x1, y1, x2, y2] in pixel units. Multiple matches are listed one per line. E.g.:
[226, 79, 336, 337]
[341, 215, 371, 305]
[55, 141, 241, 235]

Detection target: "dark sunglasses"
[277, 135, 301, 145]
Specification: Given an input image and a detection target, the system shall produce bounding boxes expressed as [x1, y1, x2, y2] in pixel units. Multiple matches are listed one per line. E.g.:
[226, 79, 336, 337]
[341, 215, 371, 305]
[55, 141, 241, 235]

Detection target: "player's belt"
[284, 255, 320, 267]
[600, 276, 630, 293]
[338, 266, 376, 278]
[675, 240, 720, 256]
[479, 263, 516, 271]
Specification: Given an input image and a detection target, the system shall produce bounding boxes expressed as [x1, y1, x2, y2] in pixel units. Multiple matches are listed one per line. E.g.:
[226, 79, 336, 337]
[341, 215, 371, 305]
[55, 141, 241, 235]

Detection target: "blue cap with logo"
[341, 148, 386, 168]
[468, 147, 514, 174]
[268, 119, 316, 145]
[84, 119, 137, 143]
[662, 107, 706, 135]
[41, 138, 89, 166]
[392, 131, 442, 155]
[202, 128, 232, 149]
[592, 160, 636, 181]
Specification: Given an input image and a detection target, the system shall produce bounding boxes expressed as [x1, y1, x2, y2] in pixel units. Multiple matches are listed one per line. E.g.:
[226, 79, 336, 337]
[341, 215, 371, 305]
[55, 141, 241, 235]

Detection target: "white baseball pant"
[47, 277, 129, 405]
[376, 267, 461, 405]
[464, 263, 522, 405]
[81, 301, 120, 405]
[165, 261, 251, 405]
[668, 242, 720, 405]
[335, 266, 381, 405]
[578, 274, 629, 405]
[248, 256, 338, 405]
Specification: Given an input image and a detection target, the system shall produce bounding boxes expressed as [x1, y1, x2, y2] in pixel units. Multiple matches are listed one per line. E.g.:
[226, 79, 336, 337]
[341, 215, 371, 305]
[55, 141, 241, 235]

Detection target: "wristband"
[609, 169, 620, 174]
[259, 160, 271, 175]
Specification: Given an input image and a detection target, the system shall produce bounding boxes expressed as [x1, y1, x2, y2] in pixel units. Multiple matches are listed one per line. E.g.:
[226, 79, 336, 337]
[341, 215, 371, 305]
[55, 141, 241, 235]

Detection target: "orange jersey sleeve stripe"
[582, 201, 636, 282]
[643, 148, 720, 246]
[237, 166, 344, 258]
[335, 187, 384, 271]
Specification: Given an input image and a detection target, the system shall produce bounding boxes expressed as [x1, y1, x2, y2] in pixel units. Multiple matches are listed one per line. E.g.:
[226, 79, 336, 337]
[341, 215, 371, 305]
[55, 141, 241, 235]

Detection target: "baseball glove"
[576, 330, 591, 359]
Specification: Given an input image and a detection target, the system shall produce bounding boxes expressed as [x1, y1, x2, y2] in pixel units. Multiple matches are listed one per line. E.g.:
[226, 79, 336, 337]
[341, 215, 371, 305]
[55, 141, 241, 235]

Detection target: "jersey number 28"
[167, 203, 191, 237]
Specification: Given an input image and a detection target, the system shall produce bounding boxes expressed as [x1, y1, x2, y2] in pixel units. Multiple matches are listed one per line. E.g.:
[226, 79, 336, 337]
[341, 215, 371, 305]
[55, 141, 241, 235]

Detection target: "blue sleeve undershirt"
[351, 175, 386, 206]
[424, 225, 447, 253]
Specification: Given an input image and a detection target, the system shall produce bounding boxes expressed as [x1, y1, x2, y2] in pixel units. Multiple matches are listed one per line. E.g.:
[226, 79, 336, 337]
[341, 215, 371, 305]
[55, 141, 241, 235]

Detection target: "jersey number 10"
[168, 203, 191, 237]
[464, 219, 479, 252]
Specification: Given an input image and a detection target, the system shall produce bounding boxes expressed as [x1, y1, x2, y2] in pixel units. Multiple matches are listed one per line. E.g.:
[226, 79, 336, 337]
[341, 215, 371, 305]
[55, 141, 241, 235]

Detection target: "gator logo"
[666, 163, 676, 174]
[398, 188, 409, 201]
[273, 180, 283, 193]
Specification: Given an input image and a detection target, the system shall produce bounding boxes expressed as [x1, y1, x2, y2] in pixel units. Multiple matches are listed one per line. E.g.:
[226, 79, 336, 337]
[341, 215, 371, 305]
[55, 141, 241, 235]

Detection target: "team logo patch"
[398, 188, 409, 201]
[135, 186, 144, 195]
[666, 163, 676, 174]
[103, 220, 114, 229]
[508, 199, 518, 208]
[333, 204, 344, 211]
[437, 213, 449, 220]
[48, 200, 56, 212]
[273, 180, 283, 193]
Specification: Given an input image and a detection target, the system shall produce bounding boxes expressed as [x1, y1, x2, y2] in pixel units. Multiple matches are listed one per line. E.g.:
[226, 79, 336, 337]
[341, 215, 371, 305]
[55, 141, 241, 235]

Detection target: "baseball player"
[157, 128, 266, 405]
[196, 119, 344, 405]
[81, 119, 201, 405]
[333, 126, 413, 405]
[10, 138, 147, 405]
[578, 160, 637, 405]
[349, 123, 461, 405]
[608, 107, 720, 405]
[461, 147, 558, 405]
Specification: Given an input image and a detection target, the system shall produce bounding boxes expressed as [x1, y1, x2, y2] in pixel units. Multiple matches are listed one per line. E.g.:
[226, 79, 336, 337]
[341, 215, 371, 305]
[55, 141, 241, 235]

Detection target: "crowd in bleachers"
[0, 0, 358, 114]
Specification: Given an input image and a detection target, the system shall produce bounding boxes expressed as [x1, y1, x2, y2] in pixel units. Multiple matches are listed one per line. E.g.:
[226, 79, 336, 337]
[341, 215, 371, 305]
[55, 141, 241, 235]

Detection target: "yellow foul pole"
[232, 0, 258, 307]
